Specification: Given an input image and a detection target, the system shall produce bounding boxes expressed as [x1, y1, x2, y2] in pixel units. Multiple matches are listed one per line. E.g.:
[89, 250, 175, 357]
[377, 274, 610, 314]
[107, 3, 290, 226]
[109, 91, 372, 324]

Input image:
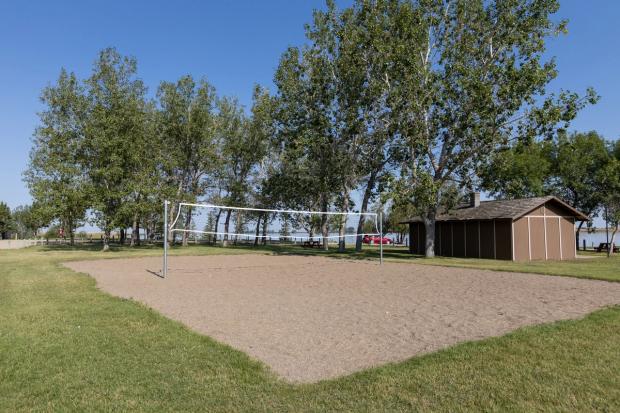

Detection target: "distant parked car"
[362, 235, 392, 245]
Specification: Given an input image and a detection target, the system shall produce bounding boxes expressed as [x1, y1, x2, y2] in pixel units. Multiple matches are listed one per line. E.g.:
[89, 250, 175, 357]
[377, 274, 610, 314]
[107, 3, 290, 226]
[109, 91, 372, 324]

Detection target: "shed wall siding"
[529, 217, 546, 260]
[561, 217, 576, 259]
[546, 218, 562, 260]
[453, 222, 466, 257]
[513, 218, 530, 262]
[441, 222, 452, 257]
[530, 206, 545, 216]
[479, 221, 495, 259]
[494, 220, 512, 260]
[544, 203, 566, 217]
[408, 223, 426, 255]
[465, 221, 479, 258]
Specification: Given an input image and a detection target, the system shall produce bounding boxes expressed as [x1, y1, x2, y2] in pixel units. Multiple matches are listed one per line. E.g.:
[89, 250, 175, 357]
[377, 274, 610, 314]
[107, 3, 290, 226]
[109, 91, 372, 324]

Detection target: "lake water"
[578, 231, 618, 249]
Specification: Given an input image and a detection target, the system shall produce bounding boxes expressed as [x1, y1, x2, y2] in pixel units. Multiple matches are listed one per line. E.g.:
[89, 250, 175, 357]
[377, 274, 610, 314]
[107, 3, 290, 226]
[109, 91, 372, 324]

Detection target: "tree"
[217, 95, 267, 246]
[385, 201, 415, 244]
[550, 131, 610, 247]
[599, 143, 620, 257]
[0, 202, 13, 239]
[279, 214, 292, 239]
[118, 103, 160, 247]
[481, 131, 610, 249]
[82, 48, 149, 251]
[11, 205, 44, 239]
[335, 0, 404, 252]
[157, 75, 219, 246]
[273, 1, 366, 251]
[25, 69, 89, 245]
[245, 85, 279, 246]
[480, 140, 553, 199]
[388, 0, 596, 257]
[613, 139, 620, 160]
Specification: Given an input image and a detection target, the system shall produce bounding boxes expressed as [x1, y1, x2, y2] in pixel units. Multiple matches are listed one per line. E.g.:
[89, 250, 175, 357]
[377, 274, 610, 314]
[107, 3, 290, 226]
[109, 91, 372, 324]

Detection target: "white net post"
[379, 211, 383, 265]
[163, 200, 168, 277]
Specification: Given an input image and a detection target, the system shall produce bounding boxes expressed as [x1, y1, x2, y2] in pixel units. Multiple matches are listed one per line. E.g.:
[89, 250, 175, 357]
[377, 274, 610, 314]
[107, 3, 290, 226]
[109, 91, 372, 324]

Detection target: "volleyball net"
[162, 201, 383, 276]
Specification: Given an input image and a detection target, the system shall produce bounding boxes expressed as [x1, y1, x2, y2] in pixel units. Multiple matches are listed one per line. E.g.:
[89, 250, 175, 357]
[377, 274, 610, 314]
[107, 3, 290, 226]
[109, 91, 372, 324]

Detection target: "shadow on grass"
[32, 240, 415, 261]
[232, 243, 416, 262]
[35, 242, 163, 253]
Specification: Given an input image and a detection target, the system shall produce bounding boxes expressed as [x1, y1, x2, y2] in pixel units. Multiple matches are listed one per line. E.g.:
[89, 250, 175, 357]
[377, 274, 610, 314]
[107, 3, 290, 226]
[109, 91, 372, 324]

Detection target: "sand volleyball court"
[64, 254, 620, 382]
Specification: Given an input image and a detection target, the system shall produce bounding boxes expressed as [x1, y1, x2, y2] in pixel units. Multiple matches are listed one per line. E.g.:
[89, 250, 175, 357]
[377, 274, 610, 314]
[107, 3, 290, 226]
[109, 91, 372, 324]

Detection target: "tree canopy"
[24, 1, 602, 256]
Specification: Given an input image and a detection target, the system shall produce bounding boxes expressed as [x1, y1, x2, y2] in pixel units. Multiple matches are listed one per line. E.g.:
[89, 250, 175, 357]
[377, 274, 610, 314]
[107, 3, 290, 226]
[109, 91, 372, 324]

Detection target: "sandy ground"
[64, 255, 620, 383]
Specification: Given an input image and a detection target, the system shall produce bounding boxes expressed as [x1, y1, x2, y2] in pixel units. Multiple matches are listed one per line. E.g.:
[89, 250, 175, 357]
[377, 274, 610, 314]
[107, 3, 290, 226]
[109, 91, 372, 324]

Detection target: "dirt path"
[64, 254, 620, 383]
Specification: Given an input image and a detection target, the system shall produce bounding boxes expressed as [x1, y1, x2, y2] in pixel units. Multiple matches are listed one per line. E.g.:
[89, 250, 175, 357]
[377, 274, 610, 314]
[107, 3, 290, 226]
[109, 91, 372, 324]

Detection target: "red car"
[362, 235, 392, 245]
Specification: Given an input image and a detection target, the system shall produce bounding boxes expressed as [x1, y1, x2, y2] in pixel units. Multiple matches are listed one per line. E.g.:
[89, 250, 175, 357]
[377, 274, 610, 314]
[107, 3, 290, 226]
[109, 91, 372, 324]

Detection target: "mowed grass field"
[2, 244, 620, 412]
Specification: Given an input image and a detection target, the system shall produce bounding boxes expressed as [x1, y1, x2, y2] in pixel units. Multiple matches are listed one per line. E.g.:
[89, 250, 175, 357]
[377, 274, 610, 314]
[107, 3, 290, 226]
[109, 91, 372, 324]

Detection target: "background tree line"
[21, 0, 620, 255]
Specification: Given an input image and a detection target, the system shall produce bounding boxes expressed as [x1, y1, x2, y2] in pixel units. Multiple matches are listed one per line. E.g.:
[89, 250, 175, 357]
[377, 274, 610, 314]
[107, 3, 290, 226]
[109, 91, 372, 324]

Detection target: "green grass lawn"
[1, 244, 620, 412]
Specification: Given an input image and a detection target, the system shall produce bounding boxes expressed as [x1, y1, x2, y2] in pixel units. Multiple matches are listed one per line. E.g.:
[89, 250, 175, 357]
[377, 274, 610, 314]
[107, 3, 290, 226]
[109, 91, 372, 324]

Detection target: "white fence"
[0, 239, 44, 250]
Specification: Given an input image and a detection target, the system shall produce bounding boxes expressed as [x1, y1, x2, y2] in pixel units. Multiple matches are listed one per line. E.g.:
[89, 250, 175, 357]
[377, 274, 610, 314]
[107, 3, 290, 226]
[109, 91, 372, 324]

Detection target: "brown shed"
[403, 194, 588, 261]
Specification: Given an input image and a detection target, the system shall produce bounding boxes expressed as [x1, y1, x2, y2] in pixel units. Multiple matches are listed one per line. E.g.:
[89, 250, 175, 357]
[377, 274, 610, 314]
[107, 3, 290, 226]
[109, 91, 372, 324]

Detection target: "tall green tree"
[613, 139, 620, 160]
[335, 0, 405, 251]
[480, 140, 553, 199]
[274, 45, 340, 250]
[599, 156, 620, 257]
[11, 205, 45, 239]
[217, 95, 267, 246]
[550, 131, 611, 245]
[25, 69, 89, 244]
[273, 1, 372, 250]
[388, 0, 596, 257]
[156, 75, 218, 246]
[481, 131, 610, 248]
[82, 48, 149, 251]
[121, 103, 160, 247]
[0, 202, 12, 239]
[603, 141, 620, 256]
[246, 85, 279, 246]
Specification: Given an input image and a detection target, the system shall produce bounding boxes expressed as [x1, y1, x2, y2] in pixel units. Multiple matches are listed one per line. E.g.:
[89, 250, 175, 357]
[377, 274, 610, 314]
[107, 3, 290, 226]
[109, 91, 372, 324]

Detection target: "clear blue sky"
[1, 0, 618, 209]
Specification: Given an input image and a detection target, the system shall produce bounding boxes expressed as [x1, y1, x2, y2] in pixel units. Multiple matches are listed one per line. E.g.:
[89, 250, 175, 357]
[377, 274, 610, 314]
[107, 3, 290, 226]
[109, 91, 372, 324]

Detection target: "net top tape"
[176, 202, 379, 217]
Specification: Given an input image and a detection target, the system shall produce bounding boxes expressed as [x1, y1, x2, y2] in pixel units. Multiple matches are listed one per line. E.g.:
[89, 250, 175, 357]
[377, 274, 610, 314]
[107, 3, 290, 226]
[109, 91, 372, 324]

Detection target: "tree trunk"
[130, 214, 138, 247]
[254, 214, 262, 246]
[102, 229, 111, 252]
[320, 197, 329, 251]
[212, 209, 222, 245]
[69, 228, 75, 246]
[222, 209, 232, 247]
[423, 211, 436, 258]
[120, 229, 126, 245]
[575, 220, 584, 251]
[338, 217, 346, 252]
[356, 173, 376, 252]
[262, 214, 268, 245]
[338, 187, 350, 252]
[608, 225, 618, 258]
[182, 207, 193, 247]
[234, 211, 242, 245]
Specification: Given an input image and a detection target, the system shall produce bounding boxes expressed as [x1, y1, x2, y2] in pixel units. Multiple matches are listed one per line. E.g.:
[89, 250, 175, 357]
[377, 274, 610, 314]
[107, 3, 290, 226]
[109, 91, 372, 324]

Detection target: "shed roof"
[401, 196, 588, 223]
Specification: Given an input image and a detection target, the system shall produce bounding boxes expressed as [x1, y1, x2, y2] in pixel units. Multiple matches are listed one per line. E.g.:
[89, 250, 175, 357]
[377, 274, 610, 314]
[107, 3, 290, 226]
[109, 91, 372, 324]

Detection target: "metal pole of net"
[379, 211, 383, 265]
[163, 200, 169, 277]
